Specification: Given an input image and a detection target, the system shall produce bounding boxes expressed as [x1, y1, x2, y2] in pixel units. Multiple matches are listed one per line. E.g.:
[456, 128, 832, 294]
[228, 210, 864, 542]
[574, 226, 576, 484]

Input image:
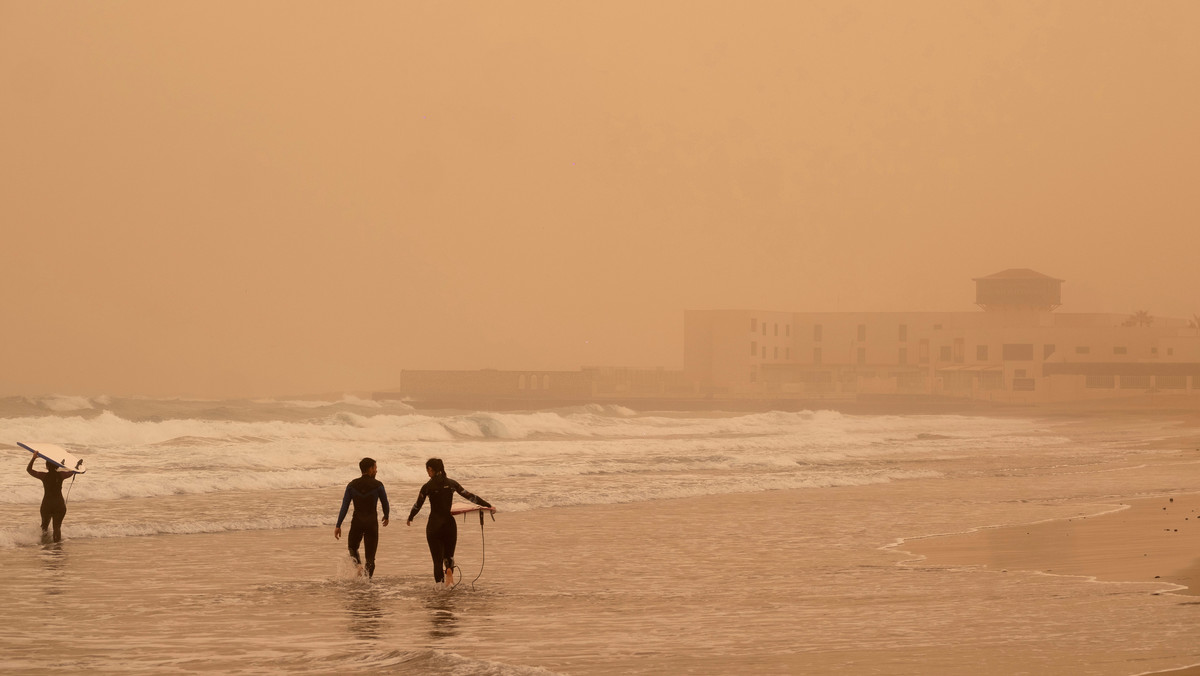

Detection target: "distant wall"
[398, 369, 593, 399]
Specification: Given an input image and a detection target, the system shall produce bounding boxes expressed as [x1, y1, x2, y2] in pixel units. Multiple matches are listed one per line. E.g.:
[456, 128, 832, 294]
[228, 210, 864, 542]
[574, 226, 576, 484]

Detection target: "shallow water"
[2, 398, 1200, 674]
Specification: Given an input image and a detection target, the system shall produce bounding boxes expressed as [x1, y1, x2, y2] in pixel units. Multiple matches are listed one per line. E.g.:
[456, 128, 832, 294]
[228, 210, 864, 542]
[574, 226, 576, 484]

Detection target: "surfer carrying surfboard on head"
[406, 457, 493, 588]
[334, 457, 390, 579]
[26, 449, 80, 543]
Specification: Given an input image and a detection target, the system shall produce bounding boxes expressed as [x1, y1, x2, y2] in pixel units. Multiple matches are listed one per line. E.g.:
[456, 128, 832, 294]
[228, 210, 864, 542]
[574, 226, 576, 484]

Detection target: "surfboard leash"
[451, 508, 494, 591]
[64, 473, 77, 506]
[469, 508, 495, 591]
[469, 512, 485, 591]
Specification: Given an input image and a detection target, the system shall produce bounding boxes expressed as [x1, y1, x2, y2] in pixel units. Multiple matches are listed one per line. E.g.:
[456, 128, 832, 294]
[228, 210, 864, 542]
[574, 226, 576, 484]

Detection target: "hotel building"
[684, 269, 1200, 403]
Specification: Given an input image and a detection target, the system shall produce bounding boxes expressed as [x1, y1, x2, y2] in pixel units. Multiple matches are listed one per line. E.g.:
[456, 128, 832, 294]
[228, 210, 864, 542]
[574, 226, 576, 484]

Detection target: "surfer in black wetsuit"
[26, 451, 77, 543]
[407, 457, 493, 587]
[335, 457, 390, 578]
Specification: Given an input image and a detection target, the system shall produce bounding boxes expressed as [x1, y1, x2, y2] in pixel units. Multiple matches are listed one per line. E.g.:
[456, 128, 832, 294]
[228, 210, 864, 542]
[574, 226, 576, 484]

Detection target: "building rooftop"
[972, 268, 1064, 282]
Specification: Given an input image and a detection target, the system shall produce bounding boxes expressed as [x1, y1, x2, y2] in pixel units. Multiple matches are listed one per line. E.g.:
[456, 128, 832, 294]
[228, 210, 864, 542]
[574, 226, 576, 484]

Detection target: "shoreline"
[897, 491, 1200, 596]
[379, 392, 1200, 418]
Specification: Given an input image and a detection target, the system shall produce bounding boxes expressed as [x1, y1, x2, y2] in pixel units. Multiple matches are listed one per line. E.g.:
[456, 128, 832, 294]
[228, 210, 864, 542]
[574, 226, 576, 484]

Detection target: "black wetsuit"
[337, 475, 390, 578]
[27, 458, 71, 542]
[408, 473, 491, 583]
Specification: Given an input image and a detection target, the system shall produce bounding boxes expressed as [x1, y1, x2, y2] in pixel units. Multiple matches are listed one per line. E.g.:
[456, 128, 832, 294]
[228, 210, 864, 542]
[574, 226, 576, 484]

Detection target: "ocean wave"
[1, 408, 840, 448]
[27, 395, 100, 412]
[0, 464, 945, 549]
[2, 399, 1043, 450]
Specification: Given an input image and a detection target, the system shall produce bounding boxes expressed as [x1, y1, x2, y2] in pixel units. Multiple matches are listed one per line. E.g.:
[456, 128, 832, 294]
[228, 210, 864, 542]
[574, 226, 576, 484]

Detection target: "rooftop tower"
[973, 268, 1063, 312]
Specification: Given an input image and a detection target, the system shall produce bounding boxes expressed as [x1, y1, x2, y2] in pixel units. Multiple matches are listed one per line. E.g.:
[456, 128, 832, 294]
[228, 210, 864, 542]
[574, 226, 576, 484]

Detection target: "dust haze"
[2, 1, 1197, 398]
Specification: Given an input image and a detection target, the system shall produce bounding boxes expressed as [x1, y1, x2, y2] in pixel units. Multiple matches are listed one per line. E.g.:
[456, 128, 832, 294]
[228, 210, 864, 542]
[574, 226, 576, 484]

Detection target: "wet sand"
[900, 492, 1200, 596]
[6, 480, 1200, 674]
[901, 489, 1200, 676]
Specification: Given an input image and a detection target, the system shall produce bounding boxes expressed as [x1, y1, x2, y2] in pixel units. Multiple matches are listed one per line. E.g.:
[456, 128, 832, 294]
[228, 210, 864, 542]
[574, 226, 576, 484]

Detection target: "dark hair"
[359, 457, 376, 474]
[425, 457, 445, 475]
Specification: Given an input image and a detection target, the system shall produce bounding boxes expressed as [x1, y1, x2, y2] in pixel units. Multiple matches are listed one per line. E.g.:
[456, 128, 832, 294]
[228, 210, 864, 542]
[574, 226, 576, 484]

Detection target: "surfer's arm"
[379, 484, 390, 522]
[335, 485, 352, 528]
[453, 481, 493, 510]
[26, 454, 44, 478]
[406, 487, 428, 524]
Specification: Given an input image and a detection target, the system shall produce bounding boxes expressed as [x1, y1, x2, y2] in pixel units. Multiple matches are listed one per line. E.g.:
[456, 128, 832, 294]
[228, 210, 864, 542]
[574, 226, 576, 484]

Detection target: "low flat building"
[376, 367, 697, 409]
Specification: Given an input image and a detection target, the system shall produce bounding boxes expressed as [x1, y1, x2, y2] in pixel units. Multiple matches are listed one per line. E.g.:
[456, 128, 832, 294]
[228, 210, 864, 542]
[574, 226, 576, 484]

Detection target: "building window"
[774, 324, 778, 337]
[1168, 348, 1175, 356]
[899, 324, 908, 342]
[1113, 346, 1127, 355]
[953, 338, 965, 364]
[529, 374, 538, 390]
[939, 346, 952, 361]
[813, 324, 823, 342]
[1152, 347, 1159, 355]
[919, 339, 930, 364]
[977, 345, 989, 361]
[857, 347, 866, 364]
[813, 347, 822, 364]
[1075, 346, 1090, 354]
[751, 341, 757, 357]
[750, 318, 757, 332]
[1002, 344, 1034, 361]
[933, 323, 943, 330]
[786, 325, 791, 337]
[1043, 344, 1056, 359]
[857, 324, 867, 341]
[1086, 374, 1115, 388]
[898, 347, 908, 365]
[1014, 369, 1027, 378]
[773, 347, 779, 359]
[1012, 378, 1036, 391]
[762, 345, 767, 358]
[762, 323, 767, 336]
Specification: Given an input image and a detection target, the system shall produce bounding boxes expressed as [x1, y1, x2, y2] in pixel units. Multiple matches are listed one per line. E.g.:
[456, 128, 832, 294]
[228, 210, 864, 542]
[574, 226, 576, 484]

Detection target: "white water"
[0, 397, 1058, 547]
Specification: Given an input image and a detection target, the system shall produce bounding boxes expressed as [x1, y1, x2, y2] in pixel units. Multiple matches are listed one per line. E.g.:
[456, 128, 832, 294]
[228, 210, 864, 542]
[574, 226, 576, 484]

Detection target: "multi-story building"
[685, 269, 1200, 403]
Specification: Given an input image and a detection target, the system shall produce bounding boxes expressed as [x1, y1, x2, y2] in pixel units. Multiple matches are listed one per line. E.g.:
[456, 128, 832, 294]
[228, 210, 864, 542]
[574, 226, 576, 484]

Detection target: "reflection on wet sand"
[426, 593, 459, 640]
[38, 543, 68, 598]
[345, 587, 384, 641]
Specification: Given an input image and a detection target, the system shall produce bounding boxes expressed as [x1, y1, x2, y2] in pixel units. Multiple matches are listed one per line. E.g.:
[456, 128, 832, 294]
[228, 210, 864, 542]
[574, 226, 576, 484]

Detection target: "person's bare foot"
[445, 567, 455, 587]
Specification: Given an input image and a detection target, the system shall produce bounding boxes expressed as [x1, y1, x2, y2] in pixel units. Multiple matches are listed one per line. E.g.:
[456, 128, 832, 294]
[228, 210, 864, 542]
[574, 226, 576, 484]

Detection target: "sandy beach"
[6, 478, 1200, 675]
[898, 476, 1200, 676]
[900, 492, 1200, 596]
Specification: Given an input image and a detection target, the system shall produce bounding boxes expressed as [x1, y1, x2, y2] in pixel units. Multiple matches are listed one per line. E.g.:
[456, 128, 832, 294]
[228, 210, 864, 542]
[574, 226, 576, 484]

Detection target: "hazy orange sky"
[2, 1, 1198, 397]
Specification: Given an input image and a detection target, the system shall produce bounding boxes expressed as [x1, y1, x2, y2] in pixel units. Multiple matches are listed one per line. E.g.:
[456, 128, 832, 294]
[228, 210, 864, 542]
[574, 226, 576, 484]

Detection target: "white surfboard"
[18, 442, 87, 474]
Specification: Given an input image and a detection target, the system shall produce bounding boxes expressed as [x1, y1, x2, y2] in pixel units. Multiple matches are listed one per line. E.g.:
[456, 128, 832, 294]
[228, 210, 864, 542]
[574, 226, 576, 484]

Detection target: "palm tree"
[1123, 310, 1154, 327]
